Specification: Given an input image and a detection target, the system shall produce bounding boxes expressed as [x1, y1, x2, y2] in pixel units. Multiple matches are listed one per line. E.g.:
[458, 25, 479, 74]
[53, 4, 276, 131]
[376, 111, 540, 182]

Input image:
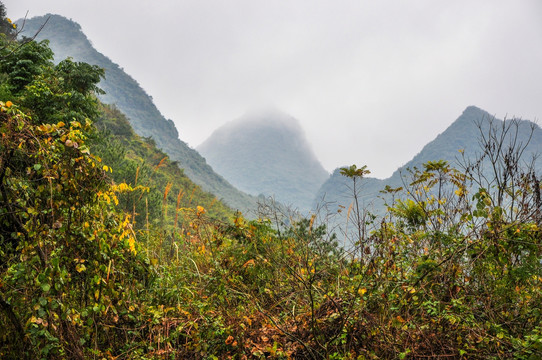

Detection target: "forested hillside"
[93, 103, 233, 226]
[198, 108, 329, 212]
[1, 5, 541, 359]
[17, 14, 258, 213]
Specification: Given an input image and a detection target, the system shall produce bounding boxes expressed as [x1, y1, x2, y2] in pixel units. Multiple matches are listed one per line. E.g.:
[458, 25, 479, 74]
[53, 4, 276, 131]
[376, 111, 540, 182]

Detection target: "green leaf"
[398, 349, 411, 359]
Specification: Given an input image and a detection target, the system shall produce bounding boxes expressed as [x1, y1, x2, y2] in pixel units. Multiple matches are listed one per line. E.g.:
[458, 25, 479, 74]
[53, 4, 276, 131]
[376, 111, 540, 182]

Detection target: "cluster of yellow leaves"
[111, 182, 149, 194]
[233, 214, 246, 228]
[119, 215, 137, 255]
[75, 258, 87, 273]
[97, 190, 119, 206]
[6, 17, 16, 28]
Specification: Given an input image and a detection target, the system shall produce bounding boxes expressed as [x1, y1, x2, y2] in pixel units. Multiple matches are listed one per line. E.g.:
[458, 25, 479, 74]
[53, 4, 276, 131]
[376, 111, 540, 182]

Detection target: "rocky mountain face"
[198, 109, 329, 212]
[18, 14, 257, 213]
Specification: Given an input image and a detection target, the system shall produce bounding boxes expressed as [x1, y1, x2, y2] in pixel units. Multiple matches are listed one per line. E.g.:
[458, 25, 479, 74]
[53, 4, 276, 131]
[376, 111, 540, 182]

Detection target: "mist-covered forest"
[1, 4, 542, 359]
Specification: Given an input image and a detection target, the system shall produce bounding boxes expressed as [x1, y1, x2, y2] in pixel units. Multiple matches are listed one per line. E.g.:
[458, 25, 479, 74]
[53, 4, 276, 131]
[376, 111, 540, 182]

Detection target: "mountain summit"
[198, 109, 329, 211]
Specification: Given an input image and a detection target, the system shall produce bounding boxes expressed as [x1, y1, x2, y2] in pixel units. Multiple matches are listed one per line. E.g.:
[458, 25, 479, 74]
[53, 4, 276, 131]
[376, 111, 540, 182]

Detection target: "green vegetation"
[92, 103, 232, 228]
[1, 6, 541, 359]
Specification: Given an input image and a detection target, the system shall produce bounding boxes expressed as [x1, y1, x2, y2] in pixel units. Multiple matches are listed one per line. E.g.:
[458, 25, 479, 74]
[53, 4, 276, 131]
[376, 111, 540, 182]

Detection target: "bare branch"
[0, 14, 50, 60]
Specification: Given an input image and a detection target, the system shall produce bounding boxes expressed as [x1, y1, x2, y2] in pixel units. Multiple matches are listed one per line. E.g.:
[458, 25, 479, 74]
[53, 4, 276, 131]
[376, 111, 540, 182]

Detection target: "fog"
[4, 0, 542, 178]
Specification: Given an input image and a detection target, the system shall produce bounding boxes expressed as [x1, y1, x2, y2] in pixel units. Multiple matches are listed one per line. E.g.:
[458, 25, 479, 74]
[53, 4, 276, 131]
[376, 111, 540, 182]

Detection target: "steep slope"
[18, 14, 257, 213]
[93, 103, 233, 227]
[197, 109, 329, 211]
[316, 106, 542, 215]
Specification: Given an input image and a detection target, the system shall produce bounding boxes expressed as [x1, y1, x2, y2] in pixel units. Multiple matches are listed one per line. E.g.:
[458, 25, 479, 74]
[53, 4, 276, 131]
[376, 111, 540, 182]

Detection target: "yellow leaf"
[128, 237, 137, 254]
[358, 288, 367, 296]
[76, 264, 86, 273]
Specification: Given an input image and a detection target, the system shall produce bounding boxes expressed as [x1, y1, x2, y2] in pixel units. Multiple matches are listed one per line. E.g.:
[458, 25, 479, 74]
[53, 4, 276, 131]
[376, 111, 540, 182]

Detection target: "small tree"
[339, 164, 374, 260]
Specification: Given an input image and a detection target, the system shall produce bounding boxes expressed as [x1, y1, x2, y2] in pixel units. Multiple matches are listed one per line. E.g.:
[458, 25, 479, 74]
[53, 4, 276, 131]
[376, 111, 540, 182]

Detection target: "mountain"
[315, 106, 542, 217]
[197, 108, 329, 211]
[17, 14, 257, 213]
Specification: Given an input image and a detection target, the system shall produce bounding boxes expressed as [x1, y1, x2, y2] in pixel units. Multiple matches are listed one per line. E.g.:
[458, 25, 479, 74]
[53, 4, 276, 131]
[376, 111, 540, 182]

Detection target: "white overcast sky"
[4, 1, 542, 178]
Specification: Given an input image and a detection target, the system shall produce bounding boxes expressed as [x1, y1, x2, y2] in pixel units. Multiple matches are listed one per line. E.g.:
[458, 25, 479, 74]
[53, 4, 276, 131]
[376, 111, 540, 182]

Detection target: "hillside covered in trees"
[1, 4, 542, 359]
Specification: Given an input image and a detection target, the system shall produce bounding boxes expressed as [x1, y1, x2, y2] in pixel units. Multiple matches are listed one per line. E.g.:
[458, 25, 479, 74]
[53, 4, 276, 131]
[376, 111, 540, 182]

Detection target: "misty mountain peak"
[198, 110, 329, 211]
[227, 106, 304, 134]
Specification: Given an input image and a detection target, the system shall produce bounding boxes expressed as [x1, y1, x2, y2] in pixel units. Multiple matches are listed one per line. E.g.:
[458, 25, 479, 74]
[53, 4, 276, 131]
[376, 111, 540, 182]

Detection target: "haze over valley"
[6, 0, 542, 179]
[17, 12, 542, 214]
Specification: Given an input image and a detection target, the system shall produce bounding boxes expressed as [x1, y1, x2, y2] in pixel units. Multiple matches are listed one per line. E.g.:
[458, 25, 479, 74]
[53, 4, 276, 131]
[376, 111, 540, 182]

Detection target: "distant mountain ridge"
[15, 16, 541, 218]
[197, 109, 329, 211]
[315, 106, 542, 215]
[18, 14, 257, 213]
